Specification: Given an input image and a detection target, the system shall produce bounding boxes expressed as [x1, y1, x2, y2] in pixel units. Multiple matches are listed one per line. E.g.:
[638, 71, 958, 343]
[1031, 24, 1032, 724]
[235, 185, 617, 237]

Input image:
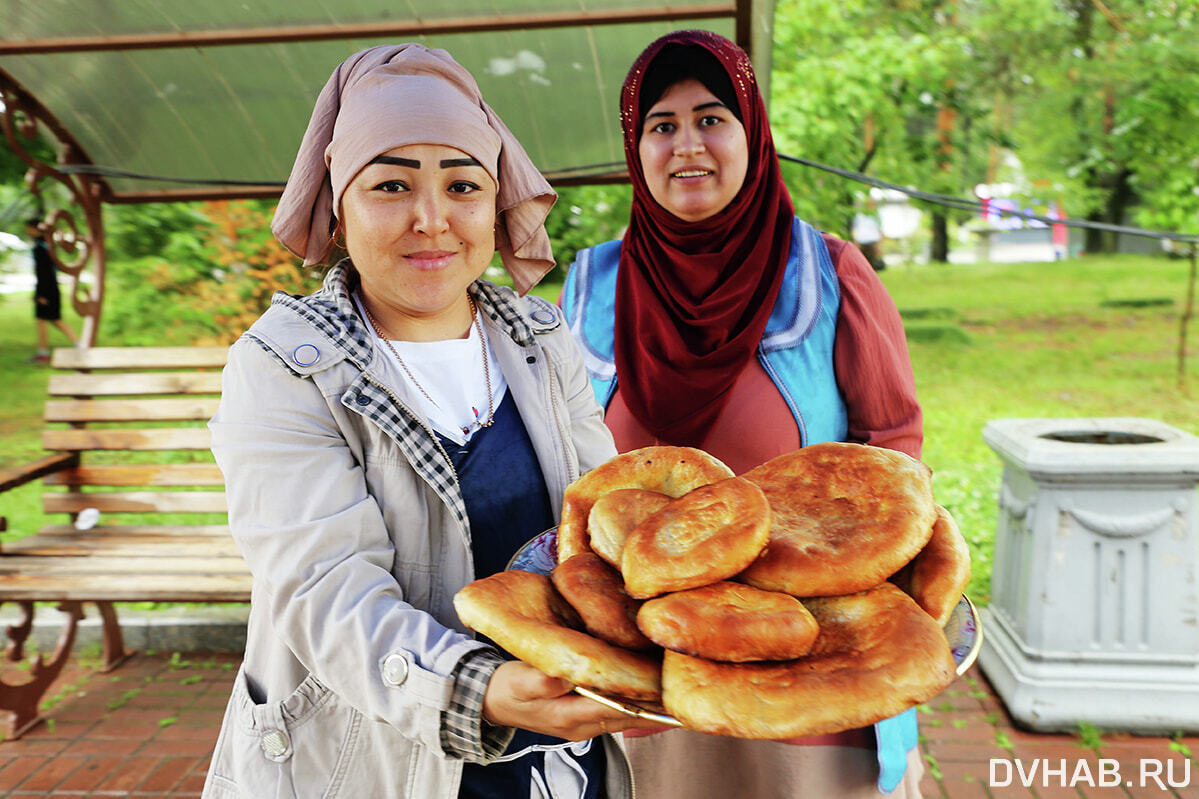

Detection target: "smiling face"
[339, 143, 498, 341]
[637, 79, 749, 223]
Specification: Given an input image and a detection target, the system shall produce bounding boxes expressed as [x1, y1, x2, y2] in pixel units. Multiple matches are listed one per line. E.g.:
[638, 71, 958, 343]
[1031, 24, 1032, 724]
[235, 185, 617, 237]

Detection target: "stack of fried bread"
[453, 442, 971, 739]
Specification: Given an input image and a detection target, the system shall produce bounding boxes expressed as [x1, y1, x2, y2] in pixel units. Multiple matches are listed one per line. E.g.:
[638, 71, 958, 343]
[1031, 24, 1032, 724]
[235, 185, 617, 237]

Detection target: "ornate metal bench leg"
[5, 601, 34, 663]
[95, 602, 133, 672]
[0, 601, 82, 740]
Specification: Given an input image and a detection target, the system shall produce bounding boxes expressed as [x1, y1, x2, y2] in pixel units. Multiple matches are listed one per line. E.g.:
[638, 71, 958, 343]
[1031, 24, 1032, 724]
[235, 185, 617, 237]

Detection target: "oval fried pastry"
[622, 477, 771, 600]
[557, 446, 734, 563]
[552, 553, 656, 651]
[740, 442, 937, 597]
[661, 583, 957, 738]
[453, 570, 662, 701]
[890, 504, 971, 625]
[637, 581, 818, 662]
[588, 488, 673, 568]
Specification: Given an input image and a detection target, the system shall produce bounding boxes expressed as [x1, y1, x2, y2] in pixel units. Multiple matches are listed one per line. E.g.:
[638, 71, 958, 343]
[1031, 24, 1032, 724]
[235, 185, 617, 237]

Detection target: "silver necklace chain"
[363, 295, 495, 430]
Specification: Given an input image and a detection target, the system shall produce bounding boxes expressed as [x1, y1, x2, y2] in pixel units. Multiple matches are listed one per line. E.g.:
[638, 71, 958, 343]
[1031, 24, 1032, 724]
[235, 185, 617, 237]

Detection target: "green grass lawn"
[0, 290, 70, 547]
[882, 254, 1199, 601]
[3, 252, 1197, 606]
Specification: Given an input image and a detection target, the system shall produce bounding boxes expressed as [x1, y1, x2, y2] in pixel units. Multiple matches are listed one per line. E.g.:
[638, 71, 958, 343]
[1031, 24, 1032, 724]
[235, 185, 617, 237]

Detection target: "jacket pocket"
[205, 665, 364, 799]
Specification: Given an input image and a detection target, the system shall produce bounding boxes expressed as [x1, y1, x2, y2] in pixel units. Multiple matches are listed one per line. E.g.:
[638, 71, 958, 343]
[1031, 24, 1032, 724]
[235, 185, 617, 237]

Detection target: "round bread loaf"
[890, 504, 971, 625]
[739, 442, 937, 597]
[637, 581, 819, 662]
[661, 583, 957, 738]
[557, 446, 734, 563]
[552, 552, 656, 651]
[454, 570, 662, 701]
[621, 476, 771, 600]
[588, 488, 673, 568]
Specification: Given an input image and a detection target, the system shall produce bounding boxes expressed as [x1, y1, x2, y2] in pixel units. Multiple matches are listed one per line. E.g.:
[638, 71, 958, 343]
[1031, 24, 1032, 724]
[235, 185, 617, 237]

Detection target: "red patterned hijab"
[614, 30, 794, 447]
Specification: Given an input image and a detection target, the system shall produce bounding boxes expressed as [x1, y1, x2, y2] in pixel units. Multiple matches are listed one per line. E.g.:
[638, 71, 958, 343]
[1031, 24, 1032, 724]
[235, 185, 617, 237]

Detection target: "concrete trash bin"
[979, 417, 1199, 733]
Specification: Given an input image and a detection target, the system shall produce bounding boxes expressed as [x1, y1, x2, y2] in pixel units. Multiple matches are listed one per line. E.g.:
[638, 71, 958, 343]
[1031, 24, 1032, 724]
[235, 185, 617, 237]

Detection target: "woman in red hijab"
[561, 29, 925, 798]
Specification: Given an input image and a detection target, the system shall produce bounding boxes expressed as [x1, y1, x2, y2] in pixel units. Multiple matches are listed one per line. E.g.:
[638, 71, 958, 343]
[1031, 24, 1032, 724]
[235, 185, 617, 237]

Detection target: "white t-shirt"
[355, 293, 508, 445]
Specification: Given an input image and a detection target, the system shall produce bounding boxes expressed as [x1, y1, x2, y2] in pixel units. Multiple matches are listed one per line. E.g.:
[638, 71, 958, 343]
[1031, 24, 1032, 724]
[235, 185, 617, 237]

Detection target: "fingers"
[492, 661, 574, 704]
[483, 661, 671, 740]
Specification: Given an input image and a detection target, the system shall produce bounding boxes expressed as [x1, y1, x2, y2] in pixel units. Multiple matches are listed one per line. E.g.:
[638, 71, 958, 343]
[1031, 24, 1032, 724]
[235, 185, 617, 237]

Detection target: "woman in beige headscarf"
[202, 44, 650, 799]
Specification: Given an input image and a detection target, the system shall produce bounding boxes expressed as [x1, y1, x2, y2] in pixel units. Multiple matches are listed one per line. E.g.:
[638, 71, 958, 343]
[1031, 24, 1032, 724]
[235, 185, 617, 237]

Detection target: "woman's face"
[340, 143, 497, 337]
[637, 78, 748, 223]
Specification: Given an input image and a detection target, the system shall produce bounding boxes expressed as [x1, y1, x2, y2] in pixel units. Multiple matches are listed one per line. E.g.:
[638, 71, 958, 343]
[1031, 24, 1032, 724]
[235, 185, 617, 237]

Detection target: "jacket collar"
[270, 259, 538, 368]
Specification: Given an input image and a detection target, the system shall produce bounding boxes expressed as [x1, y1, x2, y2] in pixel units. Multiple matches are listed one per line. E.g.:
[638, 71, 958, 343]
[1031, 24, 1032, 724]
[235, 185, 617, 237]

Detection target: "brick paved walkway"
[0, 652, 234, 797]
[1, 652, 1195, 797]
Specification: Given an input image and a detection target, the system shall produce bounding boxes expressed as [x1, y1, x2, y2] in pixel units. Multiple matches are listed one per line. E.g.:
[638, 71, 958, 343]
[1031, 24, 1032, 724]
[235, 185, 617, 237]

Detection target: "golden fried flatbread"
[661, 583, 957, 738]
[637, 581, 819, 663]
[588, 488, 673, 568]
[890, 504, 971, 625]
[454, 570, 662, 701]
[622, 476, 771, 600]
[739, 442, 937, 597]
[558, 446, 734, 563]
[552, 553, 656, 651]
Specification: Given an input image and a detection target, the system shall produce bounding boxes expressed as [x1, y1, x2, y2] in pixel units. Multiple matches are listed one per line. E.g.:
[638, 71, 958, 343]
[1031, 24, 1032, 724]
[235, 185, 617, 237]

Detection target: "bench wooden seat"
[0, 346, 249, 738]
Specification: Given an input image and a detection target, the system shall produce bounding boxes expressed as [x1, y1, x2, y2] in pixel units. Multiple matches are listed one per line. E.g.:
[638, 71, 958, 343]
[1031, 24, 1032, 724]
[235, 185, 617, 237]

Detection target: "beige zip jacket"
[202, 263, 627, 799]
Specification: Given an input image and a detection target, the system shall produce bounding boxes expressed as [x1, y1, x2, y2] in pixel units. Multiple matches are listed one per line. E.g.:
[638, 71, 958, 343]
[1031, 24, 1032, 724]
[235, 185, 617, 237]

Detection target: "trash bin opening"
[1039, 431, 1164, 445]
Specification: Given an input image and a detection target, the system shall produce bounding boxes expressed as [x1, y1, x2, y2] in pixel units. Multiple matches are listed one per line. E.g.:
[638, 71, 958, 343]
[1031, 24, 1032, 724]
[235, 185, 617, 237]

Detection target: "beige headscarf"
[272, 43, 557, 295]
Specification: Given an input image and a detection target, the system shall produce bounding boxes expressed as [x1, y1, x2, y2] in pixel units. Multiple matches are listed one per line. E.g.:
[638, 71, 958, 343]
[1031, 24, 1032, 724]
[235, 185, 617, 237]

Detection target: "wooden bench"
[0, 346, 250, 738]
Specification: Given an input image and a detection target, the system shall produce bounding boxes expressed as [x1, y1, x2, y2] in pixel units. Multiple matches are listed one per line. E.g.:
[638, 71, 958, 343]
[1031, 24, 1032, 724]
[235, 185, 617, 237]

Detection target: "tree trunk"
[1084, 215, 1106, 255]
[1102, 167, 1134, 253]
[1085, 167, 1133, 254]
[930, 211, 950, 263]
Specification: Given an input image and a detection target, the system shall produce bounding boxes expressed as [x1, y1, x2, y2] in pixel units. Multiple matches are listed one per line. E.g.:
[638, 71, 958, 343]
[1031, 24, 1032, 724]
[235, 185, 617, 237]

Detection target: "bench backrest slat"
[50, 346, 229, 370]
[43, 428, 212, 451]
[48, 373, 223, 397]
[43, 464, 225, 487]
[44, 491, 228, 515]
[45, 398, 221, 423]
[38, 346, 231, 523]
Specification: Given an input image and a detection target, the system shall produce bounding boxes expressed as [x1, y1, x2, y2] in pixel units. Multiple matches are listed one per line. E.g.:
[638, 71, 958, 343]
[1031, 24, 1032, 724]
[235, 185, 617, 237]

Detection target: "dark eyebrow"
[644, 101, 729, 123]
[440, 157, 482, 168]
[370, 155, 420, 168]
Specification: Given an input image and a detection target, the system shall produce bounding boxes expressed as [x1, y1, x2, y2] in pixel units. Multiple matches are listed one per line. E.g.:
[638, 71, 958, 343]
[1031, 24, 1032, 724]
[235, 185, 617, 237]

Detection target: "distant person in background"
[852, 210, 886, 271]
[1049, 200, 1068, 260]
[25, 218, 78, 361]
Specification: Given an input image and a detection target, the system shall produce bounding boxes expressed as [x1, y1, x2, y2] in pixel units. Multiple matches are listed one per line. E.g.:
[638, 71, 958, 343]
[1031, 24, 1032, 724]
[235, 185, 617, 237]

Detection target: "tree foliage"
[771, 0, 1003, 255]
[101, 200, 322, 345]
[4, 0, 1197, 315]
[1008, 0, 1199, 246]
[770, 0, 1198, 252]
[543, 183, 632, 274]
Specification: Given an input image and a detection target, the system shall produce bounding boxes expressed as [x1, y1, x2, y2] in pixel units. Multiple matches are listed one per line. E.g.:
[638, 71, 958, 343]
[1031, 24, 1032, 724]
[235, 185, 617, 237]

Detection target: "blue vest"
[561, 216, 917, 794]
[562, 217, 848, 446]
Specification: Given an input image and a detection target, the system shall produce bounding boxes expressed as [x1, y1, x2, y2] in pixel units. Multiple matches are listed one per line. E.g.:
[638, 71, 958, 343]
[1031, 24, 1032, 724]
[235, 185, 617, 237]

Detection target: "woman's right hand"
[482, 660, 671, 741]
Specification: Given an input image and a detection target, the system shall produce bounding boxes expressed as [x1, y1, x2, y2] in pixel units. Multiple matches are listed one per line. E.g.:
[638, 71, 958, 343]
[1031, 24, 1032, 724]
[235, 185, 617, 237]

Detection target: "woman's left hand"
[482, 660, 671, 741]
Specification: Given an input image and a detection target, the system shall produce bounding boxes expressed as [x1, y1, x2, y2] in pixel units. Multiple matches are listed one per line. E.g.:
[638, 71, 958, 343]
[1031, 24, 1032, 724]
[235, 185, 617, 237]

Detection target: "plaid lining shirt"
[258, 261, 539, 760]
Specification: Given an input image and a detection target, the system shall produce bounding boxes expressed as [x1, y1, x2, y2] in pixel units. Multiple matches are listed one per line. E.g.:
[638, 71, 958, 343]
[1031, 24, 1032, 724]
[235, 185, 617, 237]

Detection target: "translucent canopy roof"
[0, 0, 775, 202]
